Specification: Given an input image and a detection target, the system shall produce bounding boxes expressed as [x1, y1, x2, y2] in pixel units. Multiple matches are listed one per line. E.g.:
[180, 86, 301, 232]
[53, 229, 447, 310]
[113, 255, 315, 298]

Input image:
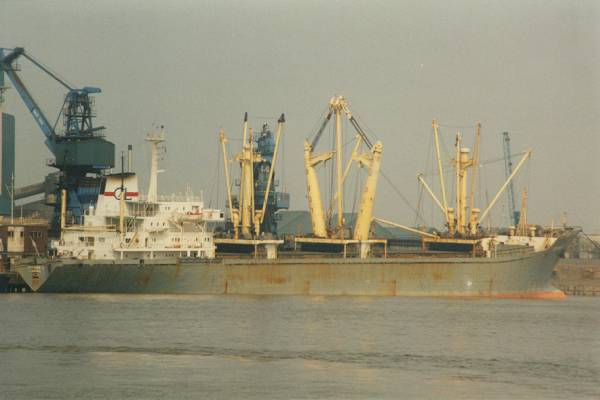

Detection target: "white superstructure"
[480, 234, 557, 257]
[52, 131, 223, 261]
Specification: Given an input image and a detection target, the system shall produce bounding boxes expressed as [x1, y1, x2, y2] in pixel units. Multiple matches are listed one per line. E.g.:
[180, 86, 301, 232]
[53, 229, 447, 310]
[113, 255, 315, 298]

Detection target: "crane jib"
[2, 65, 56, 149]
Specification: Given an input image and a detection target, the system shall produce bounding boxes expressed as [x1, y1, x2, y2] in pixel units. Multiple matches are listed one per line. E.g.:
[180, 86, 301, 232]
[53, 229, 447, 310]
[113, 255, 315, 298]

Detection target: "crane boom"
[480, 149, 531, 224]
[1, 48, 56, 151]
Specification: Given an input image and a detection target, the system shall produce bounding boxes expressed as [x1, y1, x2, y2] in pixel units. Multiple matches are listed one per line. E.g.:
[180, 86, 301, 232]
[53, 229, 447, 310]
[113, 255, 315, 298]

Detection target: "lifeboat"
[172, 211, 204, 224]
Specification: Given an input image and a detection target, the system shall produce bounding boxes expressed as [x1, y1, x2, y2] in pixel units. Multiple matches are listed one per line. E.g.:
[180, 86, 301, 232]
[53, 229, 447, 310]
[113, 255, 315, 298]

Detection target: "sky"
[1, 0, 599, 231]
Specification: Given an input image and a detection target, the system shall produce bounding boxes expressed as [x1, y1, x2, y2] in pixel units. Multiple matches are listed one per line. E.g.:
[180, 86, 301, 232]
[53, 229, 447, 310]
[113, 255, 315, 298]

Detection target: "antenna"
[119, 151, 125, 241]
[127, 144, 133, 172]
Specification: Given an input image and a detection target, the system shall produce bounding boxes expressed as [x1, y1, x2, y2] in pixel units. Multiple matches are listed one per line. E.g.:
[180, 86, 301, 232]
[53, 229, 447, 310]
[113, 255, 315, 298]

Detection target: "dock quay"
[0, 270, 30, 292]
[554, 259, 600, 297]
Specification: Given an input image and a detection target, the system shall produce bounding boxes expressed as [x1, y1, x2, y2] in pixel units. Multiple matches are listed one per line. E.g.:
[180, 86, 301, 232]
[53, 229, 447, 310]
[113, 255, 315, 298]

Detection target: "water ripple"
[1, 343, 597, 384]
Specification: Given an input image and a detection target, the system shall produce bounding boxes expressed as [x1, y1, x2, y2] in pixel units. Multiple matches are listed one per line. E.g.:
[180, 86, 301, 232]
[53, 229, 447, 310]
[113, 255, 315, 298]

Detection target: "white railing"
[137, 193, 204, 203]
[0, 216, 49, 226]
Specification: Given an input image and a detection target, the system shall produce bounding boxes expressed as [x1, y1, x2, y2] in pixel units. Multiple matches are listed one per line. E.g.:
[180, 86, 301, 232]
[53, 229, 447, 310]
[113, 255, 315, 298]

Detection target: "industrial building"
[0, 69, 15, 216]
[0, 111, 15, 215]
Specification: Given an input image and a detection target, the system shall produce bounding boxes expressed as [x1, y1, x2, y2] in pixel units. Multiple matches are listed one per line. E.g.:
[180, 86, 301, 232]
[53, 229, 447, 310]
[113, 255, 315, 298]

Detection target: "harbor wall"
[554, 259, 600, 296]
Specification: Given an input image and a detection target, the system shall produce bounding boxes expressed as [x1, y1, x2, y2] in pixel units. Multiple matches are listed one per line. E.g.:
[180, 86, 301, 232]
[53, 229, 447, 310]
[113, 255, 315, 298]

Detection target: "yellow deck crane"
[216, 113, 285, 259]
[297, 96, 386, 258]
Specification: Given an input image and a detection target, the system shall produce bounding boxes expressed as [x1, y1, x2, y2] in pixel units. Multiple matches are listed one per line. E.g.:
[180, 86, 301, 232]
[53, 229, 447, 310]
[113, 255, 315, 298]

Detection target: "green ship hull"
[14, 233, 573, 298]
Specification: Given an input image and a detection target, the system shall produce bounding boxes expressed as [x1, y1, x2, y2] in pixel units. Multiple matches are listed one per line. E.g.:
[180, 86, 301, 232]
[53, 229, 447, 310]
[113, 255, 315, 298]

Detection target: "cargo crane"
[219, 113, 288, 239]
[502, 132, 520, 227]
[296, 95, 387, 258]
[217, 113, 288, 258]
[0, 47, 115, 233]
[416, 123, 531, 238]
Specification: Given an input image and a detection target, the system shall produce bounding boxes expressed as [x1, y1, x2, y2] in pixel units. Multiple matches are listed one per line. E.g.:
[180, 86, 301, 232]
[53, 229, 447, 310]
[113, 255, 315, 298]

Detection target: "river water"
[0, 294, 598, 399]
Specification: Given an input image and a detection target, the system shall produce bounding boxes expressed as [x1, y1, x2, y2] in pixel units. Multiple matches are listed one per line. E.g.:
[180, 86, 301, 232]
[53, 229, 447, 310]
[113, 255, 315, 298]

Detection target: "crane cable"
[351, 110, 428, 226]
[307, 105, 331, 149]
[416, 130, 434, 227]
[381, 169, 427, 226]
[215, 139, 221, 209]
[22, 50, 77, 89]
[51, 96, 69, 136]
[208, 139, 222, 208]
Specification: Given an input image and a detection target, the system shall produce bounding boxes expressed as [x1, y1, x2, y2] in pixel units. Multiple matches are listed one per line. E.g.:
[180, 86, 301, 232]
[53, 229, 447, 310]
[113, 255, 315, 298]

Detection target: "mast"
[432, 120, 450, 229]
[468, 122, 481, 234]
[333, 97, 344, 237]
[237, 112, 248, 226]
[455, 132, 462, 234]
[146, 127, 165, 203]
[423, 120, 456, 234]
[457, 146, 470, 234]
[249, 128, 258, 236]
[239, 138, 252, 237]
[235, 115, 262, 238]
[219, 129, 238, 238]
[242, 112, 248, 150]
[119, 151, 125, 243]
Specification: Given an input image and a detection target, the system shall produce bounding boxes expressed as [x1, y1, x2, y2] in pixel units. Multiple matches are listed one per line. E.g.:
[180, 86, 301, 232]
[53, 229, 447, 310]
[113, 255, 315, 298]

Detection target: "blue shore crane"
[502, 131, 520, 226]
[0, 47, 115, 233]
[253, 120, 290, 235]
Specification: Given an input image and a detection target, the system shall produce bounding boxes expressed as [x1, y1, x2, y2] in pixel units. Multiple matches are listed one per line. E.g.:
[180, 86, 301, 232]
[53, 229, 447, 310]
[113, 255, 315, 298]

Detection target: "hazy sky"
[1, 0, 599, 231]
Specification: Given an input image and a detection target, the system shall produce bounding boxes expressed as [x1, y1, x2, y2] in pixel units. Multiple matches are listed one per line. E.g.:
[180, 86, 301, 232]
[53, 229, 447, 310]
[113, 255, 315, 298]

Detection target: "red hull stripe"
[103, 192, 139, 196]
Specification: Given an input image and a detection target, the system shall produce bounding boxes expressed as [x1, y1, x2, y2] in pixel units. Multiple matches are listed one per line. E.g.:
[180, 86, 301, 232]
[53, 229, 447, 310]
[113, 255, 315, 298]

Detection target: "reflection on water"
[0, 295, 598, 399]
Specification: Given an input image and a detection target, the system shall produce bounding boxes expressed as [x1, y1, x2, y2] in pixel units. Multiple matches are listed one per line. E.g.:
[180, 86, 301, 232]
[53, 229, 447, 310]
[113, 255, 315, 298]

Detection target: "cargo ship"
[14, 237, 571, 297]
[12, 96, 574, 298]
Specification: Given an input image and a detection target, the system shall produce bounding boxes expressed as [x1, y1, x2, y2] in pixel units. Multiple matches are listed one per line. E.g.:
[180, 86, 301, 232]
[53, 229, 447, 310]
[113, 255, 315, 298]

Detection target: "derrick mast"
[220, 113, 287, 239]
[418, 123, 531, 238]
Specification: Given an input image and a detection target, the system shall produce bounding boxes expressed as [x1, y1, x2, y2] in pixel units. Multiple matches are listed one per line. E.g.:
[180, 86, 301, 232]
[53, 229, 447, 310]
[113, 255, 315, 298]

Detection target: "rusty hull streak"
[135, 273, 151, 287]
[209, 255, 556, 298]
[265, 276, 287, 285]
